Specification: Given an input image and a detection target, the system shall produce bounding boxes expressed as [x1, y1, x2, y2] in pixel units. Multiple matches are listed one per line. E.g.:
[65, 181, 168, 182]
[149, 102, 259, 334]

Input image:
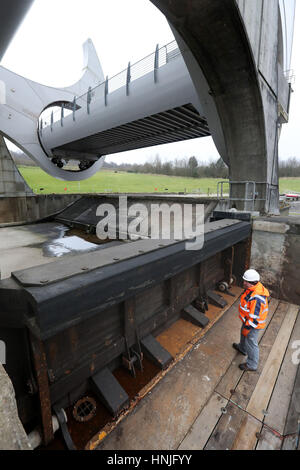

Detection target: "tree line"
[111, 156, 300, 179]
[112, 156, 229, 179]
[278, 158, 300, 177]
[10, 149, 300, 178]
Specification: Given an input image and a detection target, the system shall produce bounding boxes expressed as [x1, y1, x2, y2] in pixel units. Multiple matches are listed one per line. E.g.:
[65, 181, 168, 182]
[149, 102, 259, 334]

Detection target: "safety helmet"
[242, 269, 260, 282]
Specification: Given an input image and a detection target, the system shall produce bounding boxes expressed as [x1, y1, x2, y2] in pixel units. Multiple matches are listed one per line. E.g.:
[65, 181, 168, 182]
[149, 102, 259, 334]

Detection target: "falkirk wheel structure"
[0, 0, 296, 214]
[0, 0, 299, 451]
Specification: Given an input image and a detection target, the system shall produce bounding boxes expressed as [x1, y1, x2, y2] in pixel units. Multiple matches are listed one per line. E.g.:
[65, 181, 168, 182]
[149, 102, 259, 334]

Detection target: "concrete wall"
[0, 194, 81, 225]
[152, 0, 294, 214]
[0, 365, 31, 450]
[237, 0, 290, 212]
[250, 216, 300, 305]
[0, 136, 33, 197]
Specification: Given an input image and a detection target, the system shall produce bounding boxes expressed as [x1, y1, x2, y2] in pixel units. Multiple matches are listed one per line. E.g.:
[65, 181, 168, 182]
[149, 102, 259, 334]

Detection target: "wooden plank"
[233, 302, 288, 410]
[215, 299, 279, 399]
[284, 364, 300, 435]
[264, 311, 300, 434]
[231, 414, 262, 450]
[204, 402, 245, 450]
[255, 426, 283, 450]
[246, 304, 299, 422]
[178, 392, 228, 450]
[30, 333, 54, 446]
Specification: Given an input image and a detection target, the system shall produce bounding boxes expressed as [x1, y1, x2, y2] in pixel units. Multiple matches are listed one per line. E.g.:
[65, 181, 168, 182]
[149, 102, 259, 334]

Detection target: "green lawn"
[278, 179, 300, 194]
[19, 167, 228, 195]
[18, 166, 300, 196]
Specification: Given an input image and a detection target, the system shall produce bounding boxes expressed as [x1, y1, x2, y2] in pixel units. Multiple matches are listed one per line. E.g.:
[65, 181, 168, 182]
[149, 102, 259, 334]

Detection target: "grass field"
[18, 166, 300, 196]
[18, 167, 227, 195]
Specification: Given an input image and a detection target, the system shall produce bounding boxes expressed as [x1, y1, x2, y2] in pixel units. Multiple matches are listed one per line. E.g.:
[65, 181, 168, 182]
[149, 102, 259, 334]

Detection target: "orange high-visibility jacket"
[239, 282, 270, 330]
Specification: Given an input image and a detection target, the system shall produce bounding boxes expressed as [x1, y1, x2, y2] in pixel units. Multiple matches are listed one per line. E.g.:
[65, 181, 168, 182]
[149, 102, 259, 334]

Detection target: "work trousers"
[238, 325, 260, 370]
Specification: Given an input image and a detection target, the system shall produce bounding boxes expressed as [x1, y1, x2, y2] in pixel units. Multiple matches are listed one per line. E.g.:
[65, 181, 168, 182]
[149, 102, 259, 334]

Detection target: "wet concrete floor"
[0, 222, 123, 279]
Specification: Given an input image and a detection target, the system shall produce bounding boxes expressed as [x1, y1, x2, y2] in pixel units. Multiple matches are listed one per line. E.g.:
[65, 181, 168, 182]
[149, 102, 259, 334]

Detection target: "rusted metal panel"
[0, 218, 251, 437]
[30, 333, 54, 445]
[222, 246, 234, 284]
[182, 305, 209, 328]
[141, 335, 173, 370]
[91, 367, 129, 417]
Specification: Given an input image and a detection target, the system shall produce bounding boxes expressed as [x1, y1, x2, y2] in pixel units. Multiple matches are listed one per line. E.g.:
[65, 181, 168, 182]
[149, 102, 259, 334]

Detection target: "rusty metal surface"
[30, 333, 54, 445]
[0, 216, 250, 443]
[86, 286, 243, 450]
[36, 241, 245, 410]
[12, 220, 241, 287]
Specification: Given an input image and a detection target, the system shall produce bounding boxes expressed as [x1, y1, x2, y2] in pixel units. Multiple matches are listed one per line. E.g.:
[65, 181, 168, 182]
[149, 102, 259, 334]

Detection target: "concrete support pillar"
[0, 365, 32, 450]
[151, 0, 293, 215]
[0, 136, 33, 197]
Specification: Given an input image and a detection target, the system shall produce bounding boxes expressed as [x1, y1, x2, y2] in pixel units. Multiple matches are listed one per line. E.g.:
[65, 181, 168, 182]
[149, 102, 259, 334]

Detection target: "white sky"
[1, 0, 299, 165]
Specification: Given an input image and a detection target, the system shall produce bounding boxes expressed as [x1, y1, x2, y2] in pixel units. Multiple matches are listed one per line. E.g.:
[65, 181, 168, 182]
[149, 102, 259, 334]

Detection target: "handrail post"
[51, 111, 53, 132]
[72, 97, 76, 121]
[104, 76, 108, 106]
[87, 87, 92, 115]
[61, 103, 64, 127]
[154, 44, 159, 83]
[126, 62, 131, 96]
[252, 182, 256, 211]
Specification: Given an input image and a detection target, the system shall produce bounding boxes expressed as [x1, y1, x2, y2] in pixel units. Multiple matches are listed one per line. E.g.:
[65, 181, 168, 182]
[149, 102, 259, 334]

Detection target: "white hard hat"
[243, 269, 260, 282]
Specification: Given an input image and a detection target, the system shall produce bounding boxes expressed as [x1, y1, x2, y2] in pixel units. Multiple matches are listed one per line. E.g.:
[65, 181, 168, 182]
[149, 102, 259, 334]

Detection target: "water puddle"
[41, 224, 121, 258]
[43, 235, 101, 258]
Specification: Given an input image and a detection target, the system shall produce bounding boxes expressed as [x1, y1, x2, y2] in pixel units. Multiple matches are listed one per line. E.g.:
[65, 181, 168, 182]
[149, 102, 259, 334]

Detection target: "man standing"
[233, 269, 270, 371]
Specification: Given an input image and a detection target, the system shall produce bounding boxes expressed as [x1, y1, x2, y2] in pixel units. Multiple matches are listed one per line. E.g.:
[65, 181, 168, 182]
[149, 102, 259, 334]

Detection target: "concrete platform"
[0, 221, 123, 279]
[93, 293, 300, 451]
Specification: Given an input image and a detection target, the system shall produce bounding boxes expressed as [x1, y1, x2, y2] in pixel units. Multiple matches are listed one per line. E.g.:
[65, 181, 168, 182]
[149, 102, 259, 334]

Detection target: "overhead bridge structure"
[0, 0, 296, 213]
[40, 41, 210, 167]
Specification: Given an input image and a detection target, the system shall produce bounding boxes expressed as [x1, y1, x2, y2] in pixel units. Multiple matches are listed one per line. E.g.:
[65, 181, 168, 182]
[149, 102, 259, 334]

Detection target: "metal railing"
[40, 40, 181, 131]
[217, 181, 268, 211]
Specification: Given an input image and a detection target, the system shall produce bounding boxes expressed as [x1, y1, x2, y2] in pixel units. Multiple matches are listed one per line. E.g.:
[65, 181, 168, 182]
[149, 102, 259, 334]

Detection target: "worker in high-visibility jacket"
[233, 269, 270, 371]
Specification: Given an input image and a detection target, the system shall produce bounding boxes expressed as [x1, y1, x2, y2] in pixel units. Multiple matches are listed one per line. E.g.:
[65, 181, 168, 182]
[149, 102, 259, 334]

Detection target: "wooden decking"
[93, 289, 300, 451]
[180, 299, 300, 450]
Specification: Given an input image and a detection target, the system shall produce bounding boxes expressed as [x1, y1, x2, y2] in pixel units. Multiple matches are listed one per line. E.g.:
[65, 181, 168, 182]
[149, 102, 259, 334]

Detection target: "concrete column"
[0, 136, 33, 197]
[151, 0, 294, 215]
[250, 216, 300, 305]
[0, 365, 32, 450]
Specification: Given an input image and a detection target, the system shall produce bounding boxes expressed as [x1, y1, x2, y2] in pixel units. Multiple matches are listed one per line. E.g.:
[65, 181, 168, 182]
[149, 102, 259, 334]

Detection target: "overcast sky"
[2, 0, 299, 165]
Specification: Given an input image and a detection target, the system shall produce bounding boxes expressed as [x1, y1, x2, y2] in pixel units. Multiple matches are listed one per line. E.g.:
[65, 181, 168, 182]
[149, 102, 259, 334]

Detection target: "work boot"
[232, 343, 247, 356]
[239, 363, 256, 372]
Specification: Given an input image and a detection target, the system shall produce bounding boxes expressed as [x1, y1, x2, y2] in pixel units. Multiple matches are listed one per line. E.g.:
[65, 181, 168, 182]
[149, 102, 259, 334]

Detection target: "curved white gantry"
[0, 39, 210, 181]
